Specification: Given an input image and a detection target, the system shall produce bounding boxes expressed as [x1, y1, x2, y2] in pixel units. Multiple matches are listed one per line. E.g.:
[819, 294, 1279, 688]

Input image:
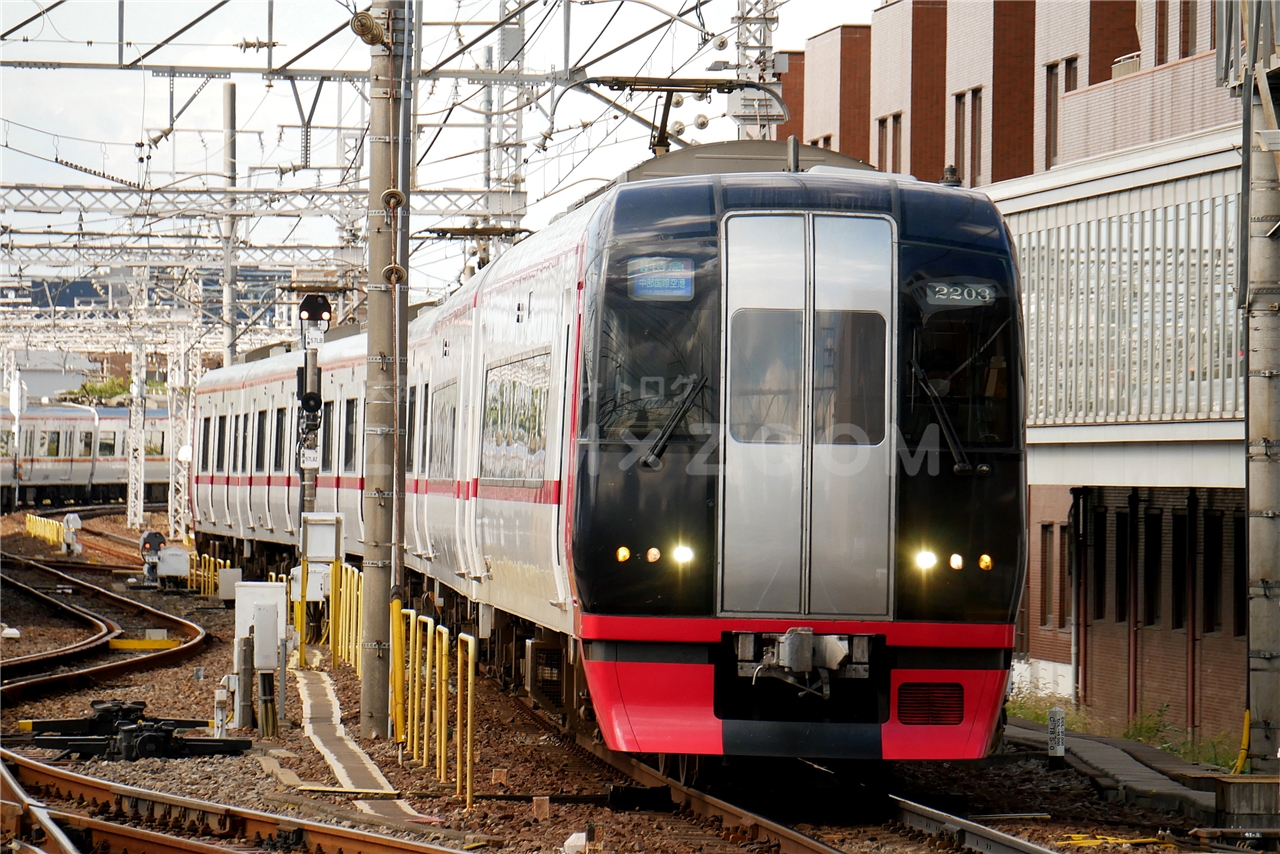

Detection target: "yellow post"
[355, 573, 364, 678]
[458, 633, 477, 809]
[417, 615, 435, 766]
[435, 624, 449, 779]
[408, 611, 421, 759]
[297, 559, 308, 670]
[393, 606, 413, 743]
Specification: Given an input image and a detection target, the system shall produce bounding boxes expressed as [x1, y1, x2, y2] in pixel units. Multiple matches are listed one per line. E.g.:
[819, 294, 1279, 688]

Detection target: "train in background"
[192, 141, 1027, 763]
[0, 404, 172, 507]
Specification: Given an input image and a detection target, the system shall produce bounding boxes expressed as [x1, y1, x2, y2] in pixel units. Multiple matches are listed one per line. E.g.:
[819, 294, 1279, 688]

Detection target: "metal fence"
[1005, 169, 1245, 426]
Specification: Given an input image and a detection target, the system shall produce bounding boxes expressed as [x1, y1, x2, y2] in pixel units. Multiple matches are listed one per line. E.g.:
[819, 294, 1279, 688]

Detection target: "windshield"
[588, 237, 720, 441]
[899, 244, 1020, 449]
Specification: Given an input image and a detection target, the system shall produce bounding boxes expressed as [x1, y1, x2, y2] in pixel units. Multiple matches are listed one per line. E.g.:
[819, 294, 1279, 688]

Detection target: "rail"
[0, 748, 464, 854]
[0, 552, 207, 703]
[0, 573, 120, 681]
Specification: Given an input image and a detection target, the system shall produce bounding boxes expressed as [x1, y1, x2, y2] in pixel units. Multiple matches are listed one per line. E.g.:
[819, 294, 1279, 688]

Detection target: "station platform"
[1005, 717, 1276, 828]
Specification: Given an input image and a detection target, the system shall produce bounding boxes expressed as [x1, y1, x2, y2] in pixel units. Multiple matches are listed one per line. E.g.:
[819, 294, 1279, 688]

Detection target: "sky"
[0, 0, 876, 296]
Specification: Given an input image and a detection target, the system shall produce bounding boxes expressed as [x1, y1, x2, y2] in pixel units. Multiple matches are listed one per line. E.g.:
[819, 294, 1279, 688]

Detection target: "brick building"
[869, 0, 947, 180]
[799, 26, 871, 160]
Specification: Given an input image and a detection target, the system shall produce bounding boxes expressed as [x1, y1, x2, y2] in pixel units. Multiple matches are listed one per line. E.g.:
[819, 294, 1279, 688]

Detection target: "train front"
[571, 173, 1026, 760]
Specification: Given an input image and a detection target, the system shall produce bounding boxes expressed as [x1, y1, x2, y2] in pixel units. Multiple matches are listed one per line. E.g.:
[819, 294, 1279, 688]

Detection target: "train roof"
[0, 404, 167, 421]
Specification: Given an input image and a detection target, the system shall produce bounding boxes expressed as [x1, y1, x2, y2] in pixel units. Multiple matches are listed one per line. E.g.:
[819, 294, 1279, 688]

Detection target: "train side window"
[321, 401, 334, 472]
[254, 410, 268, 472]
[145, 430, 165, 456]
[79, 431, 94, 457]
[420, 384, 430, 473]
[342, 398, 358, 472]
[0, 431, 11, 456]
[98, 430, 116, 457]
[215, 416, 227, 472]
[729, 310, 803, 443]
[273, 408, 286, 472]
[429, 384, 458, 480]
[481, 354, 550, 480]
[39, 430, 61, 456]
[406, 386, 417, 472]
[231, 415, 241, 472]
[200, 417, 211, 472]
[241, 414, 250, 472]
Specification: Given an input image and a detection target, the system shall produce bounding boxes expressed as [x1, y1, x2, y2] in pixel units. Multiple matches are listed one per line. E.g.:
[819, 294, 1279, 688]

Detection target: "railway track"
[500, 692, 1057, 854]
[0, 552, 206, 703]
[0, 748, 464, 854]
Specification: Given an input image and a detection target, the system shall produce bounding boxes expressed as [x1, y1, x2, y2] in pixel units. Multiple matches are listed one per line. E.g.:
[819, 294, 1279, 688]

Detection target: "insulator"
[350, 11, 385, 45]
[381, 188, 407, 209]
[381, 263, 407, 284]
[694, 114, 710, 130]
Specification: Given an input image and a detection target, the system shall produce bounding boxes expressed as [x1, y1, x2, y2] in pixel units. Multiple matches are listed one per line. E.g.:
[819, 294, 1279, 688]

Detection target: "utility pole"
[352, 0, 409, 740]
[167, 296, 193, 543]
[126, 330, 145, 530]
[222, 82, 238, 368]
[730, 0, 783, 140]
[1246, 69, 1280, 775]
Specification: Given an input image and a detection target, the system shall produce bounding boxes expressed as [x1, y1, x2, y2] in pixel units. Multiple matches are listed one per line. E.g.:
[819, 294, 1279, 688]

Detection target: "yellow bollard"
[435, 624, 449, 779]
[355, 573, 364, 678]
[416, 615, 435, 765]
[390, 599, 406, 743]
[457, 633, 477, 809]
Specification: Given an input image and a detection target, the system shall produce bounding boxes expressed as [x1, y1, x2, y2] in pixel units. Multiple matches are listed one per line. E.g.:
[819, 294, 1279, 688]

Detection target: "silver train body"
[0, 405, 172, 506]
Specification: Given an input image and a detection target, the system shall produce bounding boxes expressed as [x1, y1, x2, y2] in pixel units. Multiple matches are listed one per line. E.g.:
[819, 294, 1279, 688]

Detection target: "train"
[192, 147, 1027, 762]
[0, 404, 172, 508]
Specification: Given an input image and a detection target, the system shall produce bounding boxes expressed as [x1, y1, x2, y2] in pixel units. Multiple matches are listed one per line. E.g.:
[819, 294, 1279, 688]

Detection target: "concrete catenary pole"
[351, 0, 407, 740]
[222, 82, 238, 367]
[1247, 76, 1280, 774]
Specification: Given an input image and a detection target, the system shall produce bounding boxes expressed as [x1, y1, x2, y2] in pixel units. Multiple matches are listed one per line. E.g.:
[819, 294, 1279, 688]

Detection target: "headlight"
[915, 550, 937, 570]
[673, 545, 694, 563]
[979, 554, 993, 571]
[646, 547, 661, 563]
[950, 553, 964, 570]
[616, 546, 631, 562]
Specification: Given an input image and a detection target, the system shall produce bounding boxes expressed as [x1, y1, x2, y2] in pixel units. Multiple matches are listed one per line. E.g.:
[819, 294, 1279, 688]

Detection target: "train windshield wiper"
[641, 374, 708, 469]
[910, 359, 972, 475]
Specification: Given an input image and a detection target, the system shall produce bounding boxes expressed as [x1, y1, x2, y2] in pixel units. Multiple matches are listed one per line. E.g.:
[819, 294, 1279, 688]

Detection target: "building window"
[821, 135, 832, 149]
[321, 401, 334, 472]
[342, 398, 358, 472]
[891, 113, 902, 173]
[1040, 524, 1054, 626]
[200, 418, 211, 472]
[954, 93, 966, 182]
[1155, 0, 1169, 65]
[1203, 511, 1223, 633]
[1180, 1, 1196, 58]
[1233, 514, 1247, 636]
[1115, 511, 1130, 621]
[254, 409, 268, 472]
[1058, 523, 1071, 629]
[273, 408, 286, 472]
[406, 386, 417, 472]
[1143, 511, 1162, 626]
[1093, 508, 1107, 620]
[1064, 57, 1078, 92]
[1171, 511, 1187, 630]
[877, 119, 888, 172]
[1045, 63, 1059, 169]
[970, 87, 982, 185]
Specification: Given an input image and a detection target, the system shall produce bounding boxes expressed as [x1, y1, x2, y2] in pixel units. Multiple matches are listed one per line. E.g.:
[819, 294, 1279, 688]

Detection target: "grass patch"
[1006, 687, 1242, 770]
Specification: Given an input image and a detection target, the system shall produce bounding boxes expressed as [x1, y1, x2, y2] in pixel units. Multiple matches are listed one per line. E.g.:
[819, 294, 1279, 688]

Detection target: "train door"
[720, 214, 894, 617]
